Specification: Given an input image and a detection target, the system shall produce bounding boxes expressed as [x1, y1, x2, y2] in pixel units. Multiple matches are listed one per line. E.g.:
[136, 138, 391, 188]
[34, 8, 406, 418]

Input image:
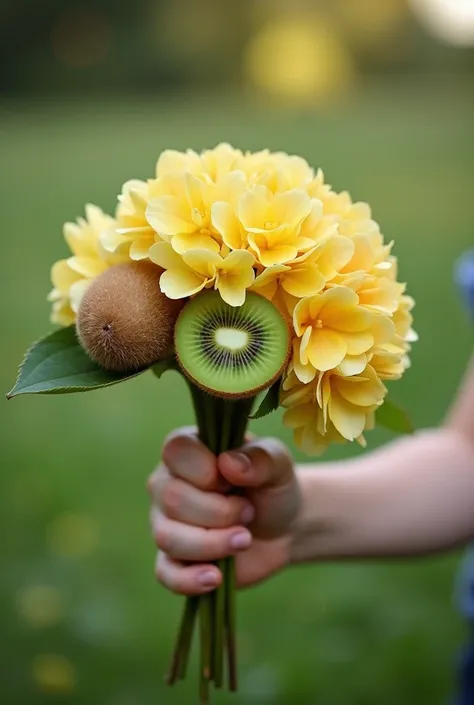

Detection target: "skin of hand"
[148, 427, 301, 596]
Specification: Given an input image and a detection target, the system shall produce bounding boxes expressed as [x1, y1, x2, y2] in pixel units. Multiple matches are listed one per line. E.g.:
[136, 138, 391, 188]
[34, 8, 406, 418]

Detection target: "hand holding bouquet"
[8, 143, 415, 703]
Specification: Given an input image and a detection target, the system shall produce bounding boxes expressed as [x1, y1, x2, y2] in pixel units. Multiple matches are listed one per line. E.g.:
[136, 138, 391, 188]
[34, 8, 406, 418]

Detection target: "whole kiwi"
[77, 261, 183, 372]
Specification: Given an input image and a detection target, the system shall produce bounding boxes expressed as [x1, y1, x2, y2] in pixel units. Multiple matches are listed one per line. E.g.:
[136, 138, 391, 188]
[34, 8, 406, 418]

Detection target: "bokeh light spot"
[244, 17, 355, 105]
[47, 512, 99, 558]
[52, 6, 111, 68]
[17, 585, 64, 628]
[32, 654, 77, 694]
[410, 0, 474, 46]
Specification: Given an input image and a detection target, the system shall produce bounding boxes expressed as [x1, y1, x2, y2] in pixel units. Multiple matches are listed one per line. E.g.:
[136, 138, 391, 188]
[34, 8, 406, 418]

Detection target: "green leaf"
[152, 356, 178, 380]
[250, 376, 282, 420]
[376, 397, 415, 435]
[6, 326, 146, 398]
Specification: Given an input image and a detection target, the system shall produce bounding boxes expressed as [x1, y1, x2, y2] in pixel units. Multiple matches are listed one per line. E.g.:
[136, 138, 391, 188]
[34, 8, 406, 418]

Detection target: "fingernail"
[197, 570, 219, 588]
[240, 504, 255, 525]
[230, 530, 251, 550]
[226, 451, 250, 473]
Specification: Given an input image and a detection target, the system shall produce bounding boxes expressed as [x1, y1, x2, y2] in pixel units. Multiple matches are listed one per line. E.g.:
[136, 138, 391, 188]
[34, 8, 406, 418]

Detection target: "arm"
[291, 355, 474, 563]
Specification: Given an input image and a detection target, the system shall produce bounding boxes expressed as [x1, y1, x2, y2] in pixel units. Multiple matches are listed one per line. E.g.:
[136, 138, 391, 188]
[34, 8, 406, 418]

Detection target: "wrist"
[288, 464, 354, 565]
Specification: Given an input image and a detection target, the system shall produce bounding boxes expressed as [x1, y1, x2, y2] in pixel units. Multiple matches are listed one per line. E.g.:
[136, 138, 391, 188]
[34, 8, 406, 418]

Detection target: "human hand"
[148, 427, 301, 595]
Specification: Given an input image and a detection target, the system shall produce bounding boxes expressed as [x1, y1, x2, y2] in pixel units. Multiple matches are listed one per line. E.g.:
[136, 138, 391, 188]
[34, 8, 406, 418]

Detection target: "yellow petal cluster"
[49, 144, 415, 454]
[48, 205, 128, 326]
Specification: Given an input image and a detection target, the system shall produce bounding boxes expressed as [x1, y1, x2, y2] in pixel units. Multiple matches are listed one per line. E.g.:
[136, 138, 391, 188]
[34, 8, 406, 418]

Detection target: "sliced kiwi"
[175, 290, 291, 398]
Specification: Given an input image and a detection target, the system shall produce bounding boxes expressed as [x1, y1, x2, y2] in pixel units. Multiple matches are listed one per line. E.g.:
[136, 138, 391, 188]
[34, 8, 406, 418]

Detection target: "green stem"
[200, 594, 212, 703]
[224, 555, 238, 692]
[166, 595, 199, 685]
[178, 596, 199, 680]
[166, 385, 255, 697]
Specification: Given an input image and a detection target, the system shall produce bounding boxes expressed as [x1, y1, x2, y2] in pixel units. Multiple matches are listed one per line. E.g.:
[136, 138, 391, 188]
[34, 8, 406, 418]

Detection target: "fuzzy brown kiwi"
[174, 290, 291, 399]
[76, 261, 183, 372]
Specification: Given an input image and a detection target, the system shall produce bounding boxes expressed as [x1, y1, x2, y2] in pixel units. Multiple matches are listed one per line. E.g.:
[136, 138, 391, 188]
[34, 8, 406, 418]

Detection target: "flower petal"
[50, 260, 82, 293]
[146, 196, 194, 236]
[329, 392, 367, 441]
[172, 232, 220, 255]
[237, 186, 269, 230]
[183, 249, 221, 277]
[149, 241, 184, 270]
[217, 279, 246, 307]
[273, 189, 311, 228]
[258, 244, 299, 267]
[69, 279, 92, 313]
[337, 354, 368, 376]
[307, 329, 347, 371]
[282, 403, 314, 429]
[282, 263, 326, 298]
[129, 237, 155, 260]
[344, 330, 374, 355]
[100, 227, 131, 254]
[159, 268, 207, 299]
[222, 249, 256, 270]
[67, 256, 107, 278]
[212, 202, 246, 250]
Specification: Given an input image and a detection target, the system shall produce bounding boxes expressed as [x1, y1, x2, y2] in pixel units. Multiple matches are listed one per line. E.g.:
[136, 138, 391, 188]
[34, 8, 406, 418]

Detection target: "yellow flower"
[393, 293, 417, 344]
[237, 186, 315, 266]
[101, 179, 157, 260]
[156, 143, 244, 182]
[252, 234, 354, 301]
[373, 292, 417, 375]
[242, 149, 315, 191]
[282, 364, 386, 454]
[293, 286, 379, 372]
[156, 148, 203, 178]
[329, 270, 402, 315]
[146, 171, 247, 255]
[48, 205, 127, 326]
[149, 241, 255, 306]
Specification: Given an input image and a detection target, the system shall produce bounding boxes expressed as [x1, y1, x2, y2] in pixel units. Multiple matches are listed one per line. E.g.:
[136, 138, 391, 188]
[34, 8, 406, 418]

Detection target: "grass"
[1, 82, 473, 705]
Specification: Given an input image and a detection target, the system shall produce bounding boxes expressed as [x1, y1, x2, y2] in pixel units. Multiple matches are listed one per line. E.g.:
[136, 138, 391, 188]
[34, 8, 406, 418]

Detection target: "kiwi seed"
[174, 290, 291, 398]
[77, 261, 183, 372]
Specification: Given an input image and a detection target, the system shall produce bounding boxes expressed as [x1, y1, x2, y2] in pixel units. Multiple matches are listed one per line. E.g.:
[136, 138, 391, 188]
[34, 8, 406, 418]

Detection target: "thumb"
[218, 438, 299, 539]
[218, 438, 294, 490]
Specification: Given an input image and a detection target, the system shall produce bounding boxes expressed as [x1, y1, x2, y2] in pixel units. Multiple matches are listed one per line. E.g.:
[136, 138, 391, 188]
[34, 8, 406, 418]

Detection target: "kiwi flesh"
[174, 290, 291, 398]
[77, 261, 183, 372]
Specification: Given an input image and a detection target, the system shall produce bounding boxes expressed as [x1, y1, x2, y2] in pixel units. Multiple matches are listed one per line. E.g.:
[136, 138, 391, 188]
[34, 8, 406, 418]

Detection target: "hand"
[148, 427, 301, 596]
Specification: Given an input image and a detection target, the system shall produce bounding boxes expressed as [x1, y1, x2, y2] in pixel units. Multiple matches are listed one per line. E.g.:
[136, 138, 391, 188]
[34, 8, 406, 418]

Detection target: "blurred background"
[1, 0, 474, 703]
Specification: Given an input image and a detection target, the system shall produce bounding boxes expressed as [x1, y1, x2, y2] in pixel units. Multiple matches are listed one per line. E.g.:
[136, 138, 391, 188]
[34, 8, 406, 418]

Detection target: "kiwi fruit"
[77, 261, 183, 372]
[174, 290, 291, 398]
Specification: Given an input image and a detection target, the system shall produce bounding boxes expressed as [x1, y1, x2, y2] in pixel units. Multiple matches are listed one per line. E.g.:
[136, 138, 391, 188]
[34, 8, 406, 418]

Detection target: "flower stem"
[200, 594, 212, 703]
[166, 594, 198, 685]
[166, 384, 255, 698]
[178, 596, 199, 680]
[224, 554, 238, 692]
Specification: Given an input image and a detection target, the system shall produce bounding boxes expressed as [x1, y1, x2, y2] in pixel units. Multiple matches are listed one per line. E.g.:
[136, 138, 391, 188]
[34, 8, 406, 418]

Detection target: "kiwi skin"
[174, 293, 292, 400]
[77, 261, 183, 372]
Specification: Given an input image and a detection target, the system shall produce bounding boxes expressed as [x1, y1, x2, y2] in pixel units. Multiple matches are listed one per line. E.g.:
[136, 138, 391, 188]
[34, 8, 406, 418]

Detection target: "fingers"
[149, 468, 255, 528]
[156, 552, 222, 596]
[218, 437, 294, 490]
[151, 508, 252, 561]
[161, 429, 228, 492]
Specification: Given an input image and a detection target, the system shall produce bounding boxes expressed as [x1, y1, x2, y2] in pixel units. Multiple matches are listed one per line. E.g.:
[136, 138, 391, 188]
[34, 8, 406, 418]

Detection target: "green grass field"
[1, 83, 473, 705]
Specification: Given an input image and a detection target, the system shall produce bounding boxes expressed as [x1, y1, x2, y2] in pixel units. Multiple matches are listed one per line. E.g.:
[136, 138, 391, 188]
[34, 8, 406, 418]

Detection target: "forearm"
[291, 427, 474, 563]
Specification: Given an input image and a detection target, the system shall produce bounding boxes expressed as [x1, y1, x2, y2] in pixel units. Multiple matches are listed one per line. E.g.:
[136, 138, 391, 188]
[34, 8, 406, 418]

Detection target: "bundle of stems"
[166, 383, 254, 704]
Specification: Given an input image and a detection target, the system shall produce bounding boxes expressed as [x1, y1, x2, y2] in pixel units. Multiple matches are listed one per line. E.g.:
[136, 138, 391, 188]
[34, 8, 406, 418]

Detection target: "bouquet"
[8, 143, 415, 703]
